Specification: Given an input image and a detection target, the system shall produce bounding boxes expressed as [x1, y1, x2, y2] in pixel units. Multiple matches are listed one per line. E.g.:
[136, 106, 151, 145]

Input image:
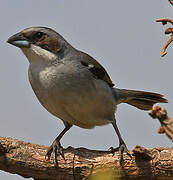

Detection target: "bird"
[7, 27, 168, 165]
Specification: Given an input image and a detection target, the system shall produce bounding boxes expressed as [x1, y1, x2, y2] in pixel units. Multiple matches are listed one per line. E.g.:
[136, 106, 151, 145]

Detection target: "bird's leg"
[110, 119, 131, 164]
[46, 122, 72, 166]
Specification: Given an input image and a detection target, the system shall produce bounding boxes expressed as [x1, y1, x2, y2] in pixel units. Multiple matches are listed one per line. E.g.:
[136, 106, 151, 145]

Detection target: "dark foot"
[45, 140, 65, 166]
[109, 143, 131, 164]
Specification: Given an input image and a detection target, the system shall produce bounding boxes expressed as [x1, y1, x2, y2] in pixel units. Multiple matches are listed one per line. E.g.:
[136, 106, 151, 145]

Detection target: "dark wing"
[79, 51, 114, 87]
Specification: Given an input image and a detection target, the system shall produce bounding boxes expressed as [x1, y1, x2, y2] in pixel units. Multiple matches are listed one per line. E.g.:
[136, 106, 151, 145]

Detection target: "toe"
[45, 141, 65, 166]
[109, 143, 131, 164]
[119, 144, 132, 164]
[45, 145, 53, 160]
[109, 146, 119, 155]
[52, 144, 58, 166]
[119, 144, 126, 164]
[58, 145, 66, 161]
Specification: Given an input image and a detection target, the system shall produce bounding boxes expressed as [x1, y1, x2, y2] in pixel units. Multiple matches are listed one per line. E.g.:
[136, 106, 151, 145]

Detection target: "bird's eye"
[34, 32, 43, 39]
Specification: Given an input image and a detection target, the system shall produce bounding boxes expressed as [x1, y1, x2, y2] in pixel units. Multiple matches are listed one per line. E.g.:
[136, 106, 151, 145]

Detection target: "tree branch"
[0, 137, 173, 180]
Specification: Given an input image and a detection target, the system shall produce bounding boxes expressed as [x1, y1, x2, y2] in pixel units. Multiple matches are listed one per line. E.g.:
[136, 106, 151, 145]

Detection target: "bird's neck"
[21, 44, 57, 65]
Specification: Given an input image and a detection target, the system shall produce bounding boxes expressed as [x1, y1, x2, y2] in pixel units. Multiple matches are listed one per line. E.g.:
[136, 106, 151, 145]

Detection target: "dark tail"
[113, 88, 168, 110]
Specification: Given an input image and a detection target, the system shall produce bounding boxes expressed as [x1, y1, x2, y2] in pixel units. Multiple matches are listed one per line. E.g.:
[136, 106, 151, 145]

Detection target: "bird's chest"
[29, 64, 59, 96]
[28, 62, 93, 104]
[28, 63, 116, 128]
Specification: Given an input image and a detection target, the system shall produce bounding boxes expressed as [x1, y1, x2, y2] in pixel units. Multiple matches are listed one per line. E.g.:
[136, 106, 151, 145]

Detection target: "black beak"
[7, 32, 30, 48]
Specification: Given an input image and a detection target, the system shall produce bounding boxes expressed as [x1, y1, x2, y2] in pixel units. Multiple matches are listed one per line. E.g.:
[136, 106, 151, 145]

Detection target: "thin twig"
[160, 33, 173, 57]
[149, 106, 173, 141]
[168, 0, 173, 6]
[156, 18, 173, 25]
[156, 18, 173, 57]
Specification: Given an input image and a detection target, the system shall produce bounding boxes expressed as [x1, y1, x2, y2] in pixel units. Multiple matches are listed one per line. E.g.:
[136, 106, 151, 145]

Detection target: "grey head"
[7, 27, 73, 60]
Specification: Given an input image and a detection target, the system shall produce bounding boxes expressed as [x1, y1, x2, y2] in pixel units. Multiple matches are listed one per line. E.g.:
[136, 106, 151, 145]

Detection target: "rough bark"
[0, 136, 173, 180]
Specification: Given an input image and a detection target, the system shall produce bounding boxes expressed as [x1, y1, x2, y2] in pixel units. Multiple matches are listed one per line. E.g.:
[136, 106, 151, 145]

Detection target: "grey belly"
[29, 68, 116, 129]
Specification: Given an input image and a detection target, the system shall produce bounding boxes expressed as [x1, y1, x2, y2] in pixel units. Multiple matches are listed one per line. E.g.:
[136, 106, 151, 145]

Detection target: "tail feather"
[113, 88, 168, 111]
[127, 99, 159, 110]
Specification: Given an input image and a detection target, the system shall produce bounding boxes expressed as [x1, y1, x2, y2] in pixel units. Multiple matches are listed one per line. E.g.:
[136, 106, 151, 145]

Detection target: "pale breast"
[28, 61, 116, 129]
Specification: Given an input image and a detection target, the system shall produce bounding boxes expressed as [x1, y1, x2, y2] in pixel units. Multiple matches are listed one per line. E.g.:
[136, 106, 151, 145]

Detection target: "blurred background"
[0, 0, 172, 179]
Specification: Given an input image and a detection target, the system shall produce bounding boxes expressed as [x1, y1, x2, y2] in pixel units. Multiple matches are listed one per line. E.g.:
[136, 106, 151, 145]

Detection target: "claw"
[118, 143, 131, 164]
[108, 147, 119, 156]
[45, 145, 52, 160]
[45, 141, 65, 166]
[109, 143, 132, 164]
[58, 144, 66, 161]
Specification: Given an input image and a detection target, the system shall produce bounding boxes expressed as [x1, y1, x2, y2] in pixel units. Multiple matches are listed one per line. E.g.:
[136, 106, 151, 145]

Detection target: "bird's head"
[7, 27, 72, 63]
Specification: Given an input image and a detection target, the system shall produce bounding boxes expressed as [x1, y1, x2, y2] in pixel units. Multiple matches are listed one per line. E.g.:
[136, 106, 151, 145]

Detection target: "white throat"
[21, 44, 57, 64]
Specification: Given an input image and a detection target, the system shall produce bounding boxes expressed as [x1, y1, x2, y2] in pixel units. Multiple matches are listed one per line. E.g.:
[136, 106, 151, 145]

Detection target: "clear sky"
[0, 1, 173, 179]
